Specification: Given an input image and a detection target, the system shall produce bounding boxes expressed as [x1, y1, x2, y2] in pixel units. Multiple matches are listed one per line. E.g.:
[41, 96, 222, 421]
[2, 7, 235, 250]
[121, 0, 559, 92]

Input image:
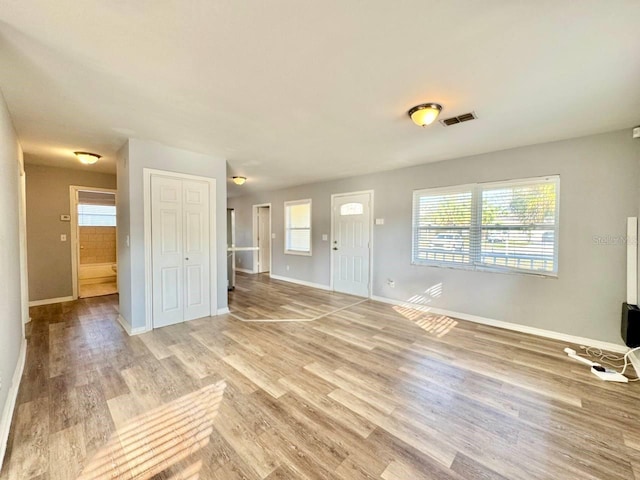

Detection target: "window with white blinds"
[284, 199, 312, 255]
[412, 175, 559, 276]
[78, 204, 117, 227]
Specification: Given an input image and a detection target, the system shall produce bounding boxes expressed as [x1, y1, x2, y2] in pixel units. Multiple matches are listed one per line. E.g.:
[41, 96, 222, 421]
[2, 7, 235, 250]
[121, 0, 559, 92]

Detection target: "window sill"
[411, 261, 558, 278]
[285, 250, 312, 257]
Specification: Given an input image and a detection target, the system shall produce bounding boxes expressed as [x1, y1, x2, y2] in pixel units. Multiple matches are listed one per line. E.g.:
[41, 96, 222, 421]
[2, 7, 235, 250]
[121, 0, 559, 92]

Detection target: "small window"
[340, 203, 364, 216]
[78, 204, 117, 227]
[284, 199, 312, 255]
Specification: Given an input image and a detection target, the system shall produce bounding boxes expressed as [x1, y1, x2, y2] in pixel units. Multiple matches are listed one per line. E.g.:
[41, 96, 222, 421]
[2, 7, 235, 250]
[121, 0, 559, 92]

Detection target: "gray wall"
[24, 164, 116, 301]
[117, 139, 228, 331]
[0, 90, 26, 466]
[229, 129, 640, 345]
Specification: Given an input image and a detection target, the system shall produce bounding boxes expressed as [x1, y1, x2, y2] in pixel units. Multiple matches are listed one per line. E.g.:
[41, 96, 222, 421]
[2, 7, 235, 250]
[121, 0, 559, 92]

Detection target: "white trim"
[18, 165, 29, 328]
[0, 338, 26, 470]
[370, 294, 628, 354]
[28, 296, 74, 307]
[235, 267, 254, 274]
[252, 203, 272, 273]
[229, 299, 367, 323]
[69, 185, 117, 300]
[330, 190, 374, 297]
[117, 315, 148, 336]
[269, 273, 332, 291]
[143, 168, 218, 332]
[217, 307, 230, 315]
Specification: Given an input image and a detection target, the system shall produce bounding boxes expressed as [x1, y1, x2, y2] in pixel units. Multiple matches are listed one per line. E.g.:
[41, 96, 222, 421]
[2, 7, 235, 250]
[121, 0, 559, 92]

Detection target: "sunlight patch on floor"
[78, 381, 226, 480]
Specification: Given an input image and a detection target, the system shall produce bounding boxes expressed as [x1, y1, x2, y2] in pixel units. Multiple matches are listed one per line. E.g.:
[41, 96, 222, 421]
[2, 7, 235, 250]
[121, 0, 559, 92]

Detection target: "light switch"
[271, 233, 276, 239]
[60, 234, 67, 242]
[60, 214, 70, 221]
[375, 218, 385, 225]
[322, 234, 328, 241]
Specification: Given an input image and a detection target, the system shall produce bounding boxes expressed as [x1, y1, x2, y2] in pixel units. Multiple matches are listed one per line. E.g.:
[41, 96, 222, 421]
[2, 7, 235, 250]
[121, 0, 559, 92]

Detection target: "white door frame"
[252, 203, 272, 274]
[143, 168, 218, 331]
[330, 190, 374, 297]
[69, 185, 118, 300]
[18, 155, 29, 328]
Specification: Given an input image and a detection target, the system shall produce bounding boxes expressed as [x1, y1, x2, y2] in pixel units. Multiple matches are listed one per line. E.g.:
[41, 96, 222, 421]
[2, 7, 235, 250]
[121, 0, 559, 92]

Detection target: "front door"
[332, 192, 372, 297]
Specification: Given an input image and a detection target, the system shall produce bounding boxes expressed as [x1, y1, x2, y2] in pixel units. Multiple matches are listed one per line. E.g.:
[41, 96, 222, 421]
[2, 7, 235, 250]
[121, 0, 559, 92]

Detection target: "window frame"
[284, 198, 312, 256]
[412, 175, 560, 277]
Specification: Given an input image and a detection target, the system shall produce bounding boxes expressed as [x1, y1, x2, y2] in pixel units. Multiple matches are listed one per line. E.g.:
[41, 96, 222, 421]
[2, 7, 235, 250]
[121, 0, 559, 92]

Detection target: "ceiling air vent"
[440, 112, 477, 127]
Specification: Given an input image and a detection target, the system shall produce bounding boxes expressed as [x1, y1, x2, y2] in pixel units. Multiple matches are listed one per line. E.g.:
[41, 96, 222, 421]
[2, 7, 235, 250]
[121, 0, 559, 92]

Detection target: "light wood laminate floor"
[2, 273, 640, 479]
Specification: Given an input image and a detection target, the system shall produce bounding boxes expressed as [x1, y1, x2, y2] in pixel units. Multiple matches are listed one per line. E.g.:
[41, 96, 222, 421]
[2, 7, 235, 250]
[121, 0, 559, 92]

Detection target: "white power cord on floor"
[578, 345, 640, 381]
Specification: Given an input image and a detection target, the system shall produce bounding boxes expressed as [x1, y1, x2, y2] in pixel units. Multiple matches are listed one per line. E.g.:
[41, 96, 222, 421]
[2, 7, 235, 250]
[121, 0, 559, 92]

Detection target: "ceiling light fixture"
[408, 103, 443, 127]
[232, 176, 247, 185]
[74, 151, 101, 165]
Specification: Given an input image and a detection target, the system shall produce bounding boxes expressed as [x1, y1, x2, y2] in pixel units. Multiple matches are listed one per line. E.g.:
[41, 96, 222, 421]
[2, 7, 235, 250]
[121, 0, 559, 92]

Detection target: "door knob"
[185, 257, 189, 260]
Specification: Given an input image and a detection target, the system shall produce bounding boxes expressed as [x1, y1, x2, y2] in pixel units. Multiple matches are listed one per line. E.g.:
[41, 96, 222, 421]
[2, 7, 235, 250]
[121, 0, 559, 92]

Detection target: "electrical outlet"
[60, 234, 67, 242]
[286, 265, 290, 271]
[238, 257, 242, 264]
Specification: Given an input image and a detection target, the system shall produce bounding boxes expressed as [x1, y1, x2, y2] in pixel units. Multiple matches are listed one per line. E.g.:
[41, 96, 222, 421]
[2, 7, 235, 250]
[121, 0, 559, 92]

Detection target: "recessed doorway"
[70, 186, 118, 299]
[252, 204, 272, 274]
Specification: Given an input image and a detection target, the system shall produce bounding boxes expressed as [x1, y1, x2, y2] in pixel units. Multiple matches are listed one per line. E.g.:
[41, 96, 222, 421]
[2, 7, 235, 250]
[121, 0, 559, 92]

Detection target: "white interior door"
[332, 192, 371, 297]
[183, 180, 210, 321]
[151, 175, 210, 327]
[258, 206, 271, 273]
[152, 176, 184, 327]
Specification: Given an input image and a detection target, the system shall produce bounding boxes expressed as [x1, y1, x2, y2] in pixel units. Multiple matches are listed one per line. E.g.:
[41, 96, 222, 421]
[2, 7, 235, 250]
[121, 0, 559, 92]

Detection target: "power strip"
[591, 366, 629, 383]
[564, 347, 630, 383]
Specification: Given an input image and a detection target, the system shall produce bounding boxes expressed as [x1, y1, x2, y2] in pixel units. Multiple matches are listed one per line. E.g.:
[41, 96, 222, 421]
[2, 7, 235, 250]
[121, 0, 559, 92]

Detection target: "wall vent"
[440, 112, 477, 126]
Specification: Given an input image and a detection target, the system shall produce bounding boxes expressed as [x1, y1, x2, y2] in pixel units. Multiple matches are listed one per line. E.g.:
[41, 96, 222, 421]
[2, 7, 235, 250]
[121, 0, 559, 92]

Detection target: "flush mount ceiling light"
[408, 103, 443, 127]
[232, 176, 247, 185]
[74, 151, 101, 165]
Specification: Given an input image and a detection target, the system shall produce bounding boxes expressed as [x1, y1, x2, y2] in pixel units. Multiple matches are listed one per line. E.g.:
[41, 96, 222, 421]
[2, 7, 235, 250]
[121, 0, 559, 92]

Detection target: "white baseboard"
[117, 315, 148, 336]
[28, 296, 74, 307]
[217, 307, 230, 315]
[370, 294, 628, 354]
[235, 268, 254, 274]
[269, 274, 332, 291]
[0, 338, 27, 470]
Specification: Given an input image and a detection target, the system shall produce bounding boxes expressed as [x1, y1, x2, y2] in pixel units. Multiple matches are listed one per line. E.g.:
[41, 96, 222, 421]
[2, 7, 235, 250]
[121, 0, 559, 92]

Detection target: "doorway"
[70, 186, 118, 299]
[331, 191, 373, 297]
[252, 204, 272, 274]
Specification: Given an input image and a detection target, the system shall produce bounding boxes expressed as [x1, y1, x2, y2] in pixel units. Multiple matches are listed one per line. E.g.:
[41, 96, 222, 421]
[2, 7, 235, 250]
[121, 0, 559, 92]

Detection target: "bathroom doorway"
[70, 186, 118, 299]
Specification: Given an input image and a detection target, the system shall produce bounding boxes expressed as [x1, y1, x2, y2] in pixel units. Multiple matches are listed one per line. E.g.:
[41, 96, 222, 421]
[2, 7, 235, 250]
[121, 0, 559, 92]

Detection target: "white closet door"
[183, 180, 210, 321]
[151, 176, 184, 327]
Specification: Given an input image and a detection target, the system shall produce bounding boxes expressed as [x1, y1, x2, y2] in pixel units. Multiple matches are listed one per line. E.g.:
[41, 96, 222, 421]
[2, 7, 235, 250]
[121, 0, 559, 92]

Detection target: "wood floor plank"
[6, 397, 50, 480]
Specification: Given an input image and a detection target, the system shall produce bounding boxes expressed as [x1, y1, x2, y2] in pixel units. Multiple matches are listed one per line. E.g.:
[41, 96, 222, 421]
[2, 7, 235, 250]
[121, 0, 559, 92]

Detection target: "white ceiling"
[1, 1, 639, 196]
